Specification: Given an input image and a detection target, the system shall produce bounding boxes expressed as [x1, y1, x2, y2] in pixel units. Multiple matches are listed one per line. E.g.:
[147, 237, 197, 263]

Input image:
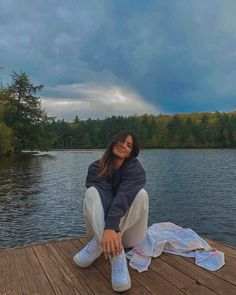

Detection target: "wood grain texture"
[0, 237, 235, 295]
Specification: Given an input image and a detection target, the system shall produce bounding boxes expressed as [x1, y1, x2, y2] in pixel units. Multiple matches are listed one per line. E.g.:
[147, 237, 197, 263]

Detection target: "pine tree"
[4, 72, 52, 150]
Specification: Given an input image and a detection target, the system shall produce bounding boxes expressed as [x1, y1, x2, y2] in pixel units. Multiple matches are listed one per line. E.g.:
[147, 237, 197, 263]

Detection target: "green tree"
[4, 72, 53, 150]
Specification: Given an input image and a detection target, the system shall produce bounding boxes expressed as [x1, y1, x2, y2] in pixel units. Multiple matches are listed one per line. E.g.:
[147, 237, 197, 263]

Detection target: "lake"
[0, 149, 236, 249]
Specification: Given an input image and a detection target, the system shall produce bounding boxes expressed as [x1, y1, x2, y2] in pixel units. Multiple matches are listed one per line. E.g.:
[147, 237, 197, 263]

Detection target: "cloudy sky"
[1, 0, 236, 120]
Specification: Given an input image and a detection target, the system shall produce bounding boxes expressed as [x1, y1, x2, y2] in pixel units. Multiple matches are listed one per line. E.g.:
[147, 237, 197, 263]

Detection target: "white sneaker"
[73, 238, 102, 267]
[109, 249, 131, 292]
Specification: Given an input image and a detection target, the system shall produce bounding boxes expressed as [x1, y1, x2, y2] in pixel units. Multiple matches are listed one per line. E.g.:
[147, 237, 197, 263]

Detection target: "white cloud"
[41, 82, 159, 120]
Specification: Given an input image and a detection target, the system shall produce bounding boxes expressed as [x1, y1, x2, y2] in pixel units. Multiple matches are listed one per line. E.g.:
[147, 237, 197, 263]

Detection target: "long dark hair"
[96, 130, 140, 178]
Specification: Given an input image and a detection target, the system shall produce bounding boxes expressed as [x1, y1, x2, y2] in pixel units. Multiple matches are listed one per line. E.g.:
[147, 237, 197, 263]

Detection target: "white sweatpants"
[83, 186, 149, 248]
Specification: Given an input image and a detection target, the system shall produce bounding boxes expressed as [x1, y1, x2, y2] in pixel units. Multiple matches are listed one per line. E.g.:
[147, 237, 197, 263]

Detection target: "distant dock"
[0, 236, 235, 294]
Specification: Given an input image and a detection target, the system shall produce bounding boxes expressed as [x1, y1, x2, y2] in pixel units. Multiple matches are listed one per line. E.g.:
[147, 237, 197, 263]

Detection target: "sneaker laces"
[85, 239, 101, 255]
[112, 252, 127, 273]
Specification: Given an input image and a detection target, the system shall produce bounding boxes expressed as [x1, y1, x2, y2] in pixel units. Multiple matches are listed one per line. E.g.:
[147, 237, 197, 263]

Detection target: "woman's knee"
[85, 186, 99, 199]
[133, 189, 149, 211]
[83, 186, 101, 213]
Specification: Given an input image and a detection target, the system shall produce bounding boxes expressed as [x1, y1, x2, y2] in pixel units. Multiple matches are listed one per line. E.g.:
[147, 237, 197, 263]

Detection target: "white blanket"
[126, 222, 225, 272]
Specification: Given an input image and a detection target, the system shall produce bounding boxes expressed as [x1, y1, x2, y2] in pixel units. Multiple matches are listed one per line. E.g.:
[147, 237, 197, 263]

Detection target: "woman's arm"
[104, 158, 146, 232]
[85, 161, 114, 215]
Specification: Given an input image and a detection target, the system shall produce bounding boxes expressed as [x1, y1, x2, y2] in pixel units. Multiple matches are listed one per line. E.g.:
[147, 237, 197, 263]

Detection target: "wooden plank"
[182, 284, 218, 295]
[50, 241, 95, 295]
[0, 246, 55, 295]
[212, 255, 236, 285]
[56, 238, 116, 295]
[33, 242, 89, 295]
[150, 256, 196, 290]
[13, 246, 56, 295]
[0, 250, 22, 295]
[73, 237, 151, 294]
[129, 267, 186, 295]
[160, 253, 236, 295]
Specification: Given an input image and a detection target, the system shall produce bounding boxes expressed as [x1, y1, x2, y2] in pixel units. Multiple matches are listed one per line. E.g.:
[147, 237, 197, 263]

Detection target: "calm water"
[0, 149, 236, 249]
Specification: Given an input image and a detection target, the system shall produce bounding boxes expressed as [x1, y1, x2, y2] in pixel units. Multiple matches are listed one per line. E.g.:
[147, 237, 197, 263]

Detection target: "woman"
[73, 130, 149, 292]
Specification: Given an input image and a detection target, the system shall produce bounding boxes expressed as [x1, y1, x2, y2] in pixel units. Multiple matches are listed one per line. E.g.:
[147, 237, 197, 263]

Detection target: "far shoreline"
[1, 146, 236, 157]
[14, 147, 236, 154]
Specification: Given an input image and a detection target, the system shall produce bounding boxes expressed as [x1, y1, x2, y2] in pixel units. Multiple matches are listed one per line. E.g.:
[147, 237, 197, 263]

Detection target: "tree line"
[51, 111, 236, 149]
[1, 72, 236, 154]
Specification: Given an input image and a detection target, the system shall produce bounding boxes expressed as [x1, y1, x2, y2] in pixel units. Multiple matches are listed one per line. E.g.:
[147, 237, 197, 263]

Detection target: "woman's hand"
[101, 229, 123, 259]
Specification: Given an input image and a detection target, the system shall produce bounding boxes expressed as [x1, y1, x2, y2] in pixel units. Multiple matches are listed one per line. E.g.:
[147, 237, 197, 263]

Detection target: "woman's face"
[112, 135, 133, 160]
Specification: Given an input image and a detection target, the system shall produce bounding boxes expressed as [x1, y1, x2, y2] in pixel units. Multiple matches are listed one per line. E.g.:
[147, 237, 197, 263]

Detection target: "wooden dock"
[0, 236, 235, 295]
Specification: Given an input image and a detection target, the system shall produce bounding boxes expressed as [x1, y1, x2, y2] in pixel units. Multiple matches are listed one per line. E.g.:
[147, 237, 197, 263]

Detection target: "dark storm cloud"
[1, 0, 236, 119]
